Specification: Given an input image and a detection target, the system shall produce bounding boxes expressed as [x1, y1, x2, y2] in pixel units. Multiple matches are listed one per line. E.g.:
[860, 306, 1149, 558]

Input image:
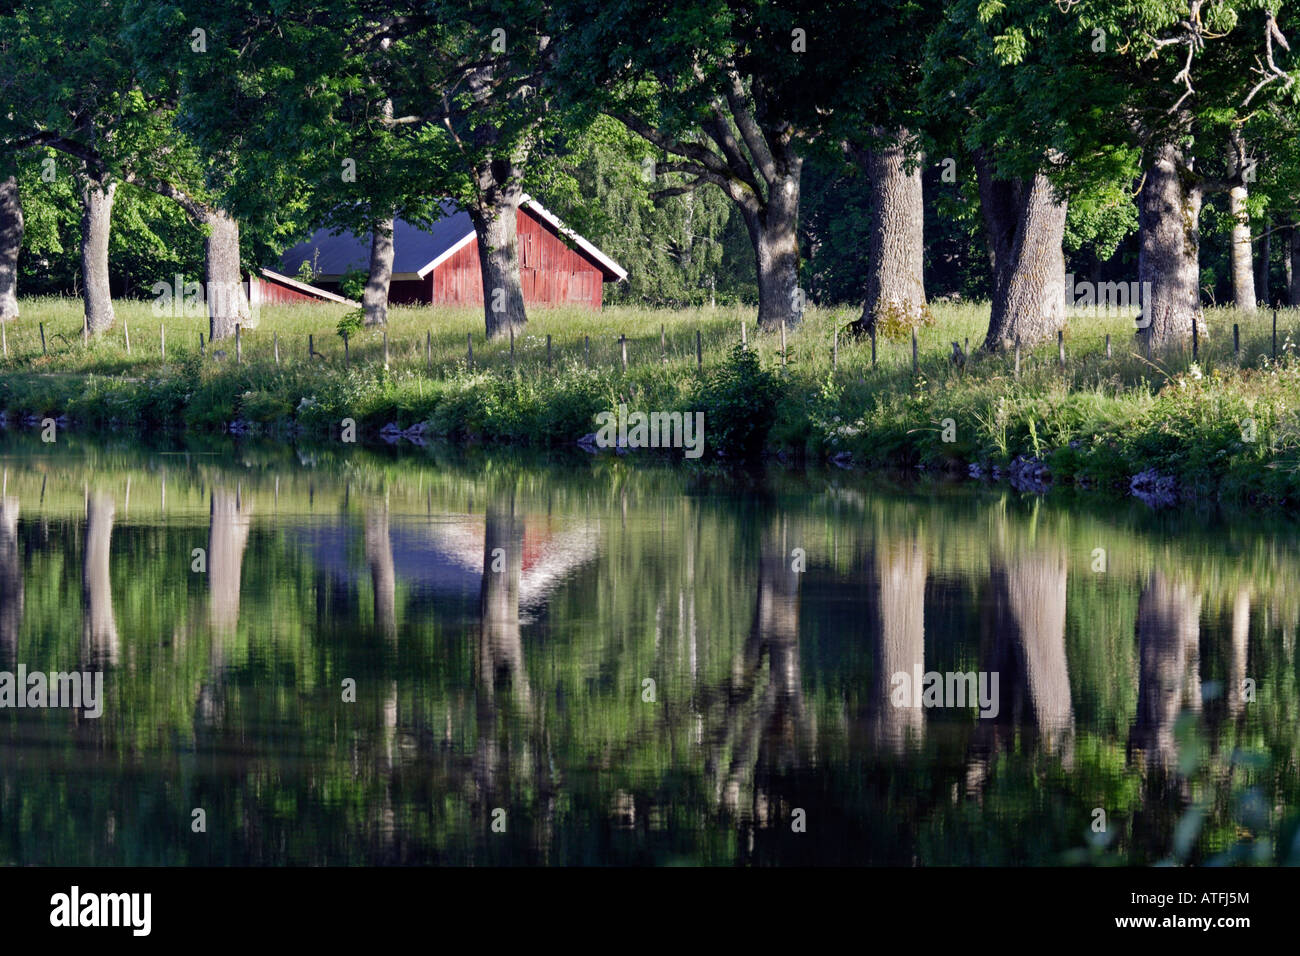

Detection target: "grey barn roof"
[280, 201, 470, 278]
[278, 197, 627, 281]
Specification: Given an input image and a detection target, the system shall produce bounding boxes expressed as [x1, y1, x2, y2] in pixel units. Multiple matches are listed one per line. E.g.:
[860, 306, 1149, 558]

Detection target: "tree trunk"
[0, 496, 21, 664]
[469, 185, 527, 342]
[208, 487, 251, 633]
[1257, 223, 1271, 307]
[857, 128, 926, 335]
[1228, 182, 1256, 312]
[747, 158, 803, 332]
[79, 174, 116, 334]
[1290, 225, 1300, 307]
[988, 549, 1074, 760]
[365, 503, 397, 643]
[0, 175, 21, 321]
[975, 153, 1068, 351]
[363, 217, 395, 326]
[1128, 572, 1202, 773]
[82, 492, 118, 666]
[1138, 142, 1203, 351]
[870, 535, 927, 752]
[203, 208, 250, 340]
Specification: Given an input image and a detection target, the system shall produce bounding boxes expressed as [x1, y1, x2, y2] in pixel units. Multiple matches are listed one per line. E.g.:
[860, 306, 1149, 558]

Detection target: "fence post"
[780, 319, 787, 367]
[1014, 336, 1021, 380]
[383, 328, 389, 369]
[160, 323, 165, 362]
[870, 325, 876, 366]
[620, 333, 628, 371]
[1233, 323, 1240, 356]
[124, 322, 131, 355]
[467, 332, 473, 369]
[833, 327, 839, 369]
[741, 320, 747, 349]
[1191, 316, 1198, 360]
[911, 330, 918, 375]
[1058, 329, 1065, 369]
[661, 324, 666, 364]
[199, 332, 204, 358]
[309, 333, 314, 359]
[274, 331, 280, 366]
[1273, 308, 1278, 359]
[1105, 333, 1111, 359]
[696, 330, 702, 371]
[547, 333, 553, 369]
[39, 322, 46, 355]
[1, 319, 6, 358]
[509, 325, 515, 369]
[586, 334, 591, 367]
[425, 330, 431, 370]
[342, 330, 350, 368]
[235, 324, 241, 364]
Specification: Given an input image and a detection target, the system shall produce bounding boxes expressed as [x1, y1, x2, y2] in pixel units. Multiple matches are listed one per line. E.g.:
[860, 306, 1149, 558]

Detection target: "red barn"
[270, 197, 626, 309]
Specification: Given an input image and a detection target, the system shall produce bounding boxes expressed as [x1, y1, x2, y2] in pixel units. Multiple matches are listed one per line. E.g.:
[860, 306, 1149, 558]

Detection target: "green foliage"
[336, 308, 364, 339]
[695, 345, 781, 459]
[337, 271, 367, 304]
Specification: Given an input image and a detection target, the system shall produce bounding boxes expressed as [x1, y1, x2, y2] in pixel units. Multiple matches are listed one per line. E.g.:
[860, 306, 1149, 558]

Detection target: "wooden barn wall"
[255, 277, 327, 305]
[433, 209, 605, 309]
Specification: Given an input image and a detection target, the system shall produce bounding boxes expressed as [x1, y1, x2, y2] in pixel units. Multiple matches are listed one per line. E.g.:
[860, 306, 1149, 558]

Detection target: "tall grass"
[4, 295, 1300, 504]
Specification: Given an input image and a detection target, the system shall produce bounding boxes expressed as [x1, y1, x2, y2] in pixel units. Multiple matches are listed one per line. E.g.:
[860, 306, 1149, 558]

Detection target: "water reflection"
[0, 438, 1296, 866]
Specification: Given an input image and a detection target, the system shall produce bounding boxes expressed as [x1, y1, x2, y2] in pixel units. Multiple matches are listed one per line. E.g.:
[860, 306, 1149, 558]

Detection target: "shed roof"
[277, 197, 627, 282]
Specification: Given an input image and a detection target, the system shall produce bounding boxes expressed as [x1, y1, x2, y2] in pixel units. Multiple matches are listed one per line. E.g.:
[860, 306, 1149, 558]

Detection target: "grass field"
[4, 295, 1300, 505]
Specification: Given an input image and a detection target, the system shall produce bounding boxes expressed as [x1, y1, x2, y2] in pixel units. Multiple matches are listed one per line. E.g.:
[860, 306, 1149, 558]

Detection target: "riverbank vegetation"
[6, 297, 1300, 506]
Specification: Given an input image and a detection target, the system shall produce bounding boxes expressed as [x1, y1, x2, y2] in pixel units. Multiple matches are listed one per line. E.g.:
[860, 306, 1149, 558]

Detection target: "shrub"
[695, 345, 780, 459]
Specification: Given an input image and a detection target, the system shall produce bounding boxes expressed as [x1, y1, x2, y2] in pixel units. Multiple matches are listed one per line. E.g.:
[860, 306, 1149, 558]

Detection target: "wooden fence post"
[661, 324, 666, 364]
[1191, 316, 1198, 360]
[383, 328, 389, 369]
[199, 332, 204, 357]
[586, 334, 591, 367]
[39, 322, 46, 355]
[308, 333, 314, 359]
[1273, 308, 1278, 359]
[741, 320, 747, 349]
[124, 322, 131, 355]
[274, 331, 280, 366]
[696, 330, 702, 371]
[620, 333, 628, 371]
[1233, 323, 1240, 356]
[911, 330, 918, 375]
[1057, 329, 1065, 369]
[1014, 336, 1021, 380]
[780, 319, 787, 367]
[235, 324, 241, 364]
[509, 325, 515, 369]
[425, 330, 431, 369]
[870, 325, 876, 366]
[547, 333, 553, 369]
[342, 330, 350, 368]
[833, 327, 839, 369]
[160, 323, 165, 362]
[1, 319, 6, 358]
[1105, 333, 1111, 359]
[467, 332, 473, 369]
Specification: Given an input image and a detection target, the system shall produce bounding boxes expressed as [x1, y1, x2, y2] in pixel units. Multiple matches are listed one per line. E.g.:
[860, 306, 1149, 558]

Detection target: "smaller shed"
[271, 197, 627, 309]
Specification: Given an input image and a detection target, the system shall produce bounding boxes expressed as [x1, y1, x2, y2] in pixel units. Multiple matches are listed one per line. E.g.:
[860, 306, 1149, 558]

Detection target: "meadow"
[4, 295, 1300, 505]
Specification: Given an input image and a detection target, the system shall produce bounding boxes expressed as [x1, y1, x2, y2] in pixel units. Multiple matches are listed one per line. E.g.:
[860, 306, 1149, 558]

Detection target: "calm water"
[0, 436, 1297, 866]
